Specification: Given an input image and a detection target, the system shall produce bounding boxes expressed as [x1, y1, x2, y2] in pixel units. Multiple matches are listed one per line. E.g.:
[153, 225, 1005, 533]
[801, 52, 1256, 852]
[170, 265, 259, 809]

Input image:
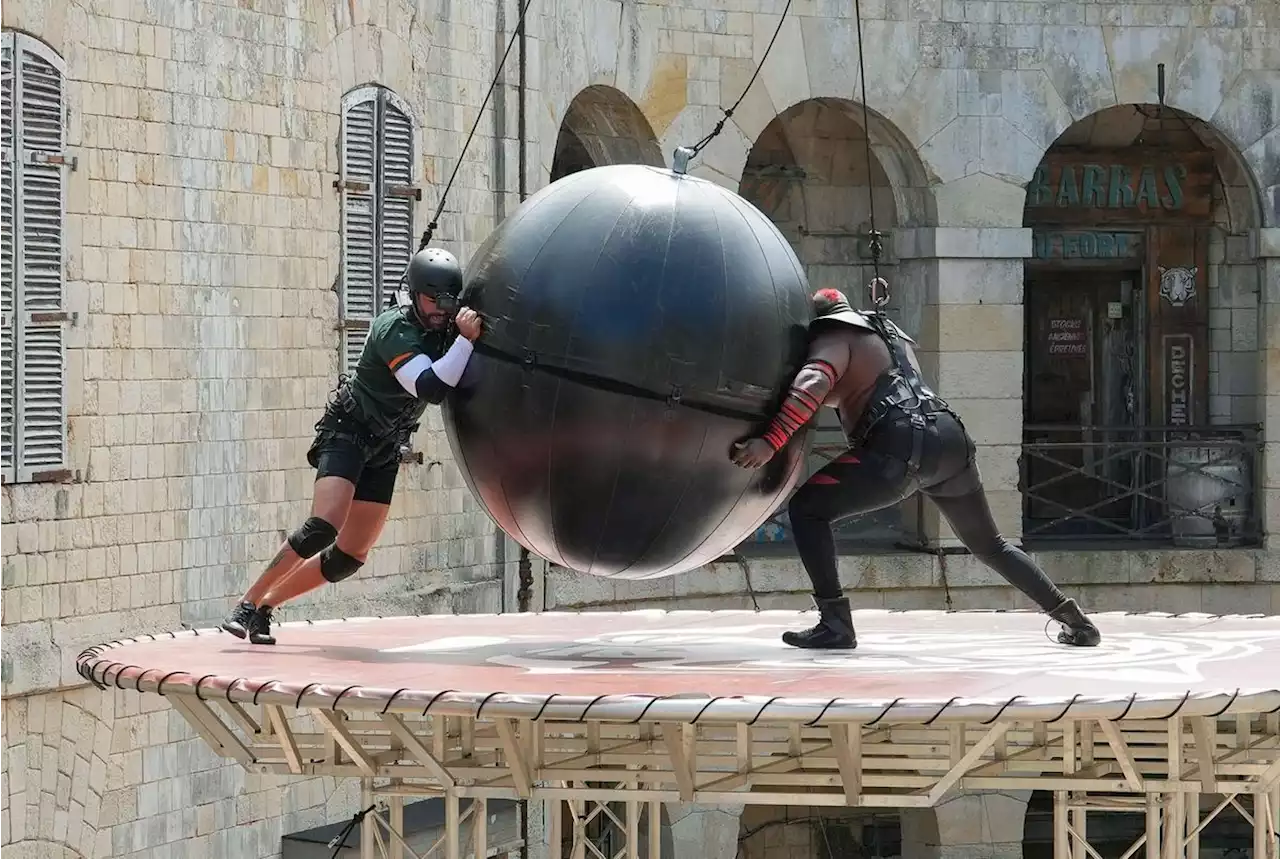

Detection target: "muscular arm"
[389, 337, 475, 403]
[760, 338, 850, 451]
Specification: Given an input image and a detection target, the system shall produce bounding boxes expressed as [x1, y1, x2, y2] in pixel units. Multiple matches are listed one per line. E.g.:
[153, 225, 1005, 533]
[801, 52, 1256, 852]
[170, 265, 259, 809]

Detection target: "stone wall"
[2, 0, 522, 856]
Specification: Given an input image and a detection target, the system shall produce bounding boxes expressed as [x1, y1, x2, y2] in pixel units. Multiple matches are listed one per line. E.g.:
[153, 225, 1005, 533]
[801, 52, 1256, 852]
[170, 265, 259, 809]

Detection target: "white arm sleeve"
[429, 336, 475, 386]
[391, 338, 475, 397]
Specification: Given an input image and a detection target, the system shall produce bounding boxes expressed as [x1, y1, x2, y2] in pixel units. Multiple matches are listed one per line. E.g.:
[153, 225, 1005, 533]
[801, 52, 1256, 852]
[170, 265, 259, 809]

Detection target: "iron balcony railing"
[1020, 423, 1262, 547]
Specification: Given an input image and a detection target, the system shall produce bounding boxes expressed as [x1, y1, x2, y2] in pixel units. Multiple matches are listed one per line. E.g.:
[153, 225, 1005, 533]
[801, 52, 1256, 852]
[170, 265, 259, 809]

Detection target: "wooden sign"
[1162, 334, 1193, 428]
[1147, 225, 1209, 429]
[1025, 151, 1214, 225]
[1046, 317, 1088, 357]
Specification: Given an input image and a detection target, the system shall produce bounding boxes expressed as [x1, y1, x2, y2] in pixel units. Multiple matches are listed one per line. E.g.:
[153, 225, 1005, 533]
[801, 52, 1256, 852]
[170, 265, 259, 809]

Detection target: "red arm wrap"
[762, 359, 838, 451]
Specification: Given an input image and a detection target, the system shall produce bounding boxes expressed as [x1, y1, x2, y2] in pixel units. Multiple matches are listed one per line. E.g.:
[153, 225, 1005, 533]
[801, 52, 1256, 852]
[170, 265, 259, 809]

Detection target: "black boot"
[221, 601, 256, 639]
[1049, 597, 1100, 647]
[247, 604, 277, 646]
[782, 596, 857, 649]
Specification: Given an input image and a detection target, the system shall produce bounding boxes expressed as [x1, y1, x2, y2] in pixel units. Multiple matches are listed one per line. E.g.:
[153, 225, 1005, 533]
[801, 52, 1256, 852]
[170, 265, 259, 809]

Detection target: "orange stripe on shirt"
[388, 351, 418, 371]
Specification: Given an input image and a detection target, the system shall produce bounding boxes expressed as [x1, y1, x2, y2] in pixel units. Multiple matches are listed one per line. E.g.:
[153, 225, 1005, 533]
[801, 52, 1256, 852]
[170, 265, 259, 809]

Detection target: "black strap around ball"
[471, 337, 771, 425]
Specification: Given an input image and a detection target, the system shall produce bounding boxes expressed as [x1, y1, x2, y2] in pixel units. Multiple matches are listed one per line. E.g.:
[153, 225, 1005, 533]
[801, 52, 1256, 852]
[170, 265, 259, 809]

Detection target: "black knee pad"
[320, 545, 364, 583]
[287, 516, 338, 558]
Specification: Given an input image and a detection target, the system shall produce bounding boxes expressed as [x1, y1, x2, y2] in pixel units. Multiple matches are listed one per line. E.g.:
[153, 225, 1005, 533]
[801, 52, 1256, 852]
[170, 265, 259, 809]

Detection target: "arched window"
[2, 31, 70, 484]
[337, 85, 418, 371]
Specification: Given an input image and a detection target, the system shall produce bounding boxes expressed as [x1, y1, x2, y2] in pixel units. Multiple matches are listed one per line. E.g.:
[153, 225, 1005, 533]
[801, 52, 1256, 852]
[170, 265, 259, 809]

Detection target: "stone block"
[545, 568, 615, 609]
[945, 398, 1023, 446]
[885, 67, 960, 152]
[921, 115, 981, 184]
[838, 553, 936, 591]
[1201, 583, 1276, 616]
[932, 303, 1024, 352]
[753, 13, 808, 114]
[936, 351, 1023, 399]
[973, 444, 1020, 492]
[0, 623, 61, 697]
[934, 173, 1033, 229]
[934, 258, 1026, 305]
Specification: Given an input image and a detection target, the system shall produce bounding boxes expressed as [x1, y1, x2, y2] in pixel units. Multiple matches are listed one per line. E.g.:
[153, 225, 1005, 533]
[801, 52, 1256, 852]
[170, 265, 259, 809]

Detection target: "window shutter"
[340, 92, 378, 373]
[1, 36, 15, 481]
[379, 101, 415, 311]
[14, 36, 67, 481]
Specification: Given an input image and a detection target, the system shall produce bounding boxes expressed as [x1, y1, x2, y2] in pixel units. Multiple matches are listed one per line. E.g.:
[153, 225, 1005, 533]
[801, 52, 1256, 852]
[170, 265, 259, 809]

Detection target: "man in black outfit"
[731, 287, 1101, 650]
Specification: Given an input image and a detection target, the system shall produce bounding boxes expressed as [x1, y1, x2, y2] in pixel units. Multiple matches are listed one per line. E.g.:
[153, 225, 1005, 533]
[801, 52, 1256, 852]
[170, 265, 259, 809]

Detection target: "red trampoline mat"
[82, 609, 1280, 707]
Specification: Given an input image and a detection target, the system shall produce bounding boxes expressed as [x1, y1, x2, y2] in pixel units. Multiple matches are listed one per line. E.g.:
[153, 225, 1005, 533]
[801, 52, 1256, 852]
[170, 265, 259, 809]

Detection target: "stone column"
[1257, 228, 1280, 551]
[895, 228, 1032, 548]
[901, 790, 1031, 859]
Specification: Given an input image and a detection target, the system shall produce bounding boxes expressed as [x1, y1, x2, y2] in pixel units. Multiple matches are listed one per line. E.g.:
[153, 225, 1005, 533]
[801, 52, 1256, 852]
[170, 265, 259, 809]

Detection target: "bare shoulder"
[808, 329, 860, 372]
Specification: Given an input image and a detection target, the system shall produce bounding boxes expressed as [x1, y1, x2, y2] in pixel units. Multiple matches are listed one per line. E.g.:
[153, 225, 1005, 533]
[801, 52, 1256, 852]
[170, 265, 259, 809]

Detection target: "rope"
[416, 0, 538, 254]
[676, 0, 794, 166]
[853, 0, 889, 311]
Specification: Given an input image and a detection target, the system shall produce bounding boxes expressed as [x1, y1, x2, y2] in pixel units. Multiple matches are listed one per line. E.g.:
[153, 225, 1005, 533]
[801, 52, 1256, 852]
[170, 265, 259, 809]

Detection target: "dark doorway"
[1023, 268, 1144, 537]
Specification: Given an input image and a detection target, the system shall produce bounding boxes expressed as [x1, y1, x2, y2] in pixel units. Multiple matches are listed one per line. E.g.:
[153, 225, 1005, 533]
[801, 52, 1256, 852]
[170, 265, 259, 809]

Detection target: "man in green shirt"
[221, 247, 483, 645]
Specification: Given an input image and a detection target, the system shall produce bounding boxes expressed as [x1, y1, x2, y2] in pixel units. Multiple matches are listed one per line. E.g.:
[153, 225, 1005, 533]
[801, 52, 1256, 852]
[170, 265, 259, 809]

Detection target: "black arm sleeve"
[415, 368, 450, 404]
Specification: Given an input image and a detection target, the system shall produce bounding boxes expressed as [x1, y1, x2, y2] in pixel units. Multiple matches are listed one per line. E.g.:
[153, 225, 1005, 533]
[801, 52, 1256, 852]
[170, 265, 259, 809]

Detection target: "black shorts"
[306, 408, 404, 505]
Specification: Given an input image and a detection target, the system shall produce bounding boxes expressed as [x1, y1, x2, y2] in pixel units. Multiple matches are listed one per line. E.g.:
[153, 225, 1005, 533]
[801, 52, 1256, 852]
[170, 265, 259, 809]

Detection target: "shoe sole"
[221, 622, 248, 639]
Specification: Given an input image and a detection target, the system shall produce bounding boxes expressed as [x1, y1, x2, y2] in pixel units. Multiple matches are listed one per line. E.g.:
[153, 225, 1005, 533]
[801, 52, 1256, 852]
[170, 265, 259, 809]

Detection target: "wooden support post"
[473, 797, 488, 859]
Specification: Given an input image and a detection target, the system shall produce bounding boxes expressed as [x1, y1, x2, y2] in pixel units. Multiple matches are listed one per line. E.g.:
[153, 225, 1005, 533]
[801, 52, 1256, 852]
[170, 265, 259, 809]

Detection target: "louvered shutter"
[2, 37, 16, 480]
[338, 88, 418, 375]
[14, 38, 66, 483]
[339, 91, 378, 373]
[379, 100, 415, 310]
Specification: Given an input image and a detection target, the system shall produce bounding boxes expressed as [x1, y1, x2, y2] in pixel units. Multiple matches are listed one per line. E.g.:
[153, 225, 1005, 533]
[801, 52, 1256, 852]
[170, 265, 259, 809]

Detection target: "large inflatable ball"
[442, 163, 814, 579]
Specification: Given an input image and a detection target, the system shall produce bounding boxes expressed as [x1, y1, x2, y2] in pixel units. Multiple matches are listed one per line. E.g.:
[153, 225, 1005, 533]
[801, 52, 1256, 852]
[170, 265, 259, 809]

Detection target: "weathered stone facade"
[2, 1, 1278, 858]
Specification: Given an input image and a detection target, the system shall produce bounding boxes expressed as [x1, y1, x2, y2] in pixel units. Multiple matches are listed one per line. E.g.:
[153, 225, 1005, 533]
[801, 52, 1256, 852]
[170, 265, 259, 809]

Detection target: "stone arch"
[1, 842, 89, 859]
[1, 2, 75, 59]
[1019, 103, 1267, 544]
[736, 97, 935, 233]
[1, 690, 110, 858]
[1025, 104, 1264, 233]
[549, 86, 665, 182]
[737, 97, 933, 549]
[739, 805, 902, 858]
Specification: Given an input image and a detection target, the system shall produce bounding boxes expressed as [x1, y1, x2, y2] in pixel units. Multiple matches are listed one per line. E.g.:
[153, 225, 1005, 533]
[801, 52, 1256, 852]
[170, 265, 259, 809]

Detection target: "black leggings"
[787, 409, 1068, 612]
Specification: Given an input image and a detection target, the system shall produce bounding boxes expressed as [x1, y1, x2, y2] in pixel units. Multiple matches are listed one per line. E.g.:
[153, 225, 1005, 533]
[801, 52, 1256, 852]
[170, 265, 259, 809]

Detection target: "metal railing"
[1020, 424, 1262, 547]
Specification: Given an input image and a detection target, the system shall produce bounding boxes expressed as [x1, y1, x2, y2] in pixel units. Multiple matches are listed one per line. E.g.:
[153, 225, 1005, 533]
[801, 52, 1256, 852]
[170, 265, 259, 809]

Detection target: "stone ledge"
[542, 548, 1278, 610]
[895, 227, 1034, 261]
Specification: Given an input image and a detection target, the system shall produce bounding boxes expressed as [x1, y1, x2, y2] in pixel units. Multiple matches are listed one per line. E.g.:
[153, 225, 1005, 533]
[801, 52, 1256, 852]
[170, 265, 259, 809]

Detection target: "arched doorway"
[737, 97, 933, 550]
[737, 804, 902, 859]
[550, 86, 664, 181]
[1019, 104, 1265, 547]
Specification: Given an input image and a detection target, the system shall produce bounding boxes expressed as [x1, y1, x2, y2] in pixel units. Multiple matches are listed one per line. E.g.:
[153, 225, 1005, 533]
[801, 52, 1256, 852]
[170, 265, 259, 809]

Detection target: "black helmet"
[406, 247, 463, 308]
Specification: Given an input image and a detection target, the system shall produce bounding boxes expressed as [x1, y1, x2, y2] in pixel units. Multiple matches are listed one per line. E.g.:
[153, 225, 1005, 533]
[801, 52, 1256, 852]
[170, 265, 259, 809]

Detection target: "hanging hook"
[868, 276, 890, 308]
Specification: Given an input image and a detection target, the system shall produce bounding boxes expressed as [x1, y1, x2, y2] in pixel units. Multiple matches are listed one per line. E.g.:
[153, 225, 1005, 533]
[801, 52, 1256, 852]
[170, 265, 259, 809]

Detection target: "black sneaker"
[221, 601, 256, 639]
[248, 604, 276, 646]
